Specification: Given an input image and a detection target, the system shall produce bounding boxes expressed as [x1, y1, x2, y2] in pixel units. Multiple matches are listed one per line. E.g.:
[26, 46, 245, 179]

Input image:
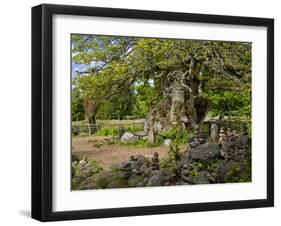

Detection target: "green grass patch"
[158, 128, 195, 145]
[160, 143, 182, 176]
[95, 127, 118, 136]
[95, 125, 143, 137]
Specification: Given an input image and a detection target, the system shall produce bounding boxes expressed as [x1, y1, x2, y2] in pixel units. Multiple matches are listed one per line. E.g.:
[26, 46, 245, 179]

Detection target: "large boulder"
[128, 174, 148, 187]
[146, 170, 166, 187]
[93, 155, 152, 189]
[237, 133, 251, 147]
[185, 143, 221, 163]
[94, 170, 130, 189]
[191, 171, 211, 184]
[132, 131, 147, 137]
[71, 158, 103, 190]
[217, 160, 251, 183]
[121, 132, 139, 143]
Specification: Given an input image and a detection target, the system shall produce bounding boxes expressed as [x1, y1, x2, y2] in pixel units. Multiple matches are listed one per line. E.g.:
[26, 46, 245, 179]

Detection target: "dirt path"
[72, 136, 187, 169]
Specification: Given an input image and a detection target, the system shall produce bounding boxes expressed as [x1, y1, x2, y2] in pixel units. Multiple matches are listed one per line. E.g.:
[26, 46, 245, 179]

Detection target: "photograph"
[30, 3, 274, 221]
[71, 34, 252, 190]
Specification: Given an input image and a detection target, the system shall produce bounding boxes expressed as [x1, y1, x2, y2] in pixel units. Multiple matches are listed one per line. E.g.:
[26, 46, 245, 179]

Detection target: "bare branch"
[179, 82, 192, 92]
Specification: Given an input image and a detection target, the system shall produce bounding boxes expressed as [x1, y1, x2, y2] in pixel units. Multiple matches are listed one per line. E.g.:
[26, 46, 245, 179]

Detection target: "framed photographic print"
[31, 4, 274, 221]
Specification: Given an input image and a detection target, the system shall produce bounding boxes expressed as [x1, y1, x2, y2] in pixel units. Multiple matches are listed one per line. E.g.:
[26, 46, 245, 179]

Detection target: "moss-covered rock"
[217, 160, 251, 183]
[72, 131, 251, 189]
[71, 157, 103, 190]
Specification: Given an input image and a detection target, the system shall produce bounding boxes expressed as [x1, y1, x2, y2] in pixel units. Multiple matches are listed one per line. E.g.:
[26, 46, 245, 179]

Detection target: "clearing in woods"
[72, 136, 187, 169]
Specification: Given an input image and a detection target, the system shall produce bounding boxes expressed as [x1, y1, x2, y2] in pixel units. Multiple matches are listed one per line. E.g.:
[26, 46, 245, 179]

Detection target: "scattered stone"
[104, 136, 118, 142]
[210, 123, 219, 141]
[79, 159, 87, 166]
[185, 143, 221, 162]
[226, 128, 231, 137]
[151, 152, 160, 170]
[92, 142, 103, 148]
[72, 128, 251, 189]
[164, 138, 172, 146]
[219, 127, 225, 142]
[130, 155, 139, 161]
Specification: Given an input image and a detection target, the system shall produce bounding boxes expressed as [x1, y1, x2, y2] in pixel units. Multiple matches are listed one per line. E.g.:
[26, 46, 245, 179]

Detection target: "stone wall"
[72, 127, 251, 190]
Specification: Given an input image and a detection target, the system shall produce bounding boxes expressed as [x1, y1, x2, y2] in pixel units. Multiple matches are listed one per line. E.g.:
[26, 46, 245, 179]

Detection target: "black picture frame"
[32, 3, 274, 222]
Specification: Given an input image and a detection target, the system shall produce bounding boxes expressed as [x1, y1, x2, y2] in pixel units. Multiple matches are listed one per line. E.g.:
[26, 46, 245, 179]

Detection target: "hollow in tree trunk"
[144, 70, 211, 143]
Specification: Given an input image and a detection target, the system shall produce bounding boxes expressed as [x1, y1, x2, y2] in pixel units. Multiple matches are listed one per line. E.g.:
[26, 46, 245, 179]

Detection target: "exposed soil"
[72, 136, 187, 169]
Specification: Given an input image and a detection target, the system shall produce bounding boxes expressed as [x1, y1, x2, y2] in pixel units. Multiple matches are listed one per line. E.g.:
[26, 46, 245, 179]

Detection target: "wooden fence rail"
[72, 123, 98, 135]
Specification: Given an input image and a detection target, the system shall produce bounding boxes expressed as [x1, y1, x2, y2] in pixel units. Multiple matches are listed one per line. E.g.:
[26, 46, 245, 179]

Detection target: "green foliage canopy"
[71, 34, 251, 120]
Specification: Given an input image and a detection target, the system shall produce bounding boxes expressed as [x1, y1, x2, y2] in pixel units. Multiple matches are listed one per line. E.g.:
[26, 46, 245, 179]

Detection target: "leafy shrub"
[200, 123, 210, 133]
[225, 161, 251, 183]
[95, 125, 143, 136]
[160, 143, 182, 176]
[95, 127, 118, 136]
[246, 122, 252, 135]
[204, 89, 251, 118]
[159, 128, 195, 145]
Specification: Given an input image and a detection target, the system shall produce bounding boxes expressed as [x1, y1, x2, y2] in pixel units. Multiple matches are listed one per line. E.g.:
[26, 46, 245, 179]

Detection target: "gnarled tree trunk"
[144, 68, 211, 143]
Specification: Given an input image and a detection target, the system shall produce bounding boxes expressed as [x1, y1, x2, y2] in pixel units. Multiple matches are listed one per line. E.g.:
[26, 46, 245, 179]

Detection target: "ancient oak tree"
[72, 35, 251, 142]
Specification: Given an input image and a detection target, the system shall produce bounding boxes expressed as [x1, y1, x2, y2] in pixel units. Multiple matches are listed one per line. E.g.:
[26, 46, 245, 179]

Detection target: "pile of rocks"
[71, 156, 103, 190]
[91, 153, 174, 189]
[72, 126, 251, 189]
[218, 127, 251, 161]
[188, 128, 208, 148]
[181, 127, 251, 184]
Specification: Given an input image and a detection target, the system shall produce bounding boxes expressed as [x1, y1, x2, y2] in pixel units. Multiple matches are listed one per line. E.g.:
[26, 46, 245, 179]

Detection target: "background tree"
[133, 82, 158, 118]
[71, 86, 84, 121]
[97, 87, 136, 120]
